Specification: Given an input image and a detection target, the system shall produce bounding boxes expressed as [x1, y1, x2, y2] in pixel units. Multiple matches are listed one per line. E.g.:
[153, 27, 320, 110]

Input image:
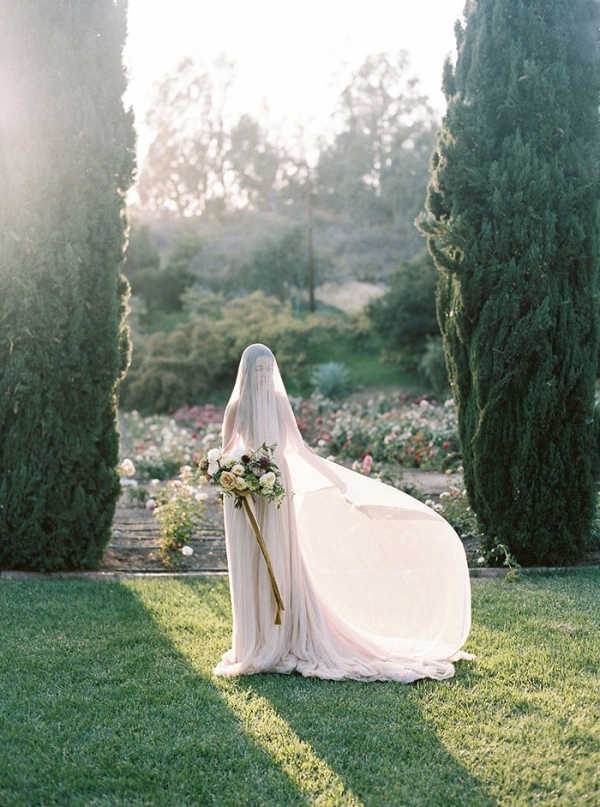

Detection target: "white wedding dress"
[213, 344, 472, 682]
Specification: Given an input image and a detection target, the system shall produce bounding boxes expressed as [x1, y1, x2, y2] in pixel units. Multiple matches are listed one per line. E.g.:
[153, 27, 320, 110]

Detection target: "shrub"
[419, 0, 600, 566]
[418, 336, 449, 396]
[366, 251, 440, 371]
[155, 468, 206, 566]
[0, 1, 134, 571]
[310, 362, 351, 399]
[121, 291, 349, 412]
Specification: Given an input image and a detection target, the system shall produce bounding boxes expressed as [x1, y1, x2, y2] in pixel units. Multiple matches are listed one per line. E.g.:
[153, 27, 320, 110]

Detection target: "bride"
[213, 343, 472, 682]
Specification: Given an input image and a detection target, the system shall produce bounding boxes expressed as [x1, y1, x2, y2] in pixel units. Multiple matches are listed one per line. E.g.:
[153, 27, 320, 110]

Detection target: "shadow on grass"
[0, 576, 497, 806]
[0, 579, 311, 807]
[177, 578, 496, 807]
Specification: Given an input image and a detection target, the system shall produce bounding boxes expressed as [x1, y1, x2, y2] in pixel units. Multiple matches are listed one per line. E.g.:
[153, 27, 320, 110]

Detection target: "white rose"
[231, 464, 245, 476]
[259, 472, 276, 488]
[207, 448, 222, 463]
[120, 458, 135, 477]
[235, 478, 249, 492]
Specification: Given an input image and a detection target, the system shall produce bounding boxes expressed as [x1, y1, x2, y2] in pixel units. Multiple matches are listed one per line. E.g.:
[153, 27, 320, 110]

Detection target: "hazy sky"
[124, 0, 466, 153]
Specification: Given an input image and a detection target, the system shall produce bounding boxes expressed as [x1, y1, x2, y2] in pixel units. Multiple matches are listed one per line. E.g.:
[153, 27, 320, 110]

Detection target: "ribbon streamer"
[241, 496, 285, 625]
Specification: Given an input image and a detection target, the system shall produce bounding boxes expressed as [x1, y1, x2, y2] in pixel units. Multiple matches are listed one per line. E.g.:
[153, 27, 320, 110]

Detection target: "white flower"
[207, 448, 222, 463]
[425, 499, 435, 508]
[477, 556, 485, 565]
[120, 478, 138, 488]
[259, 472, 276, 488]
[145, 498, 157, 511]
[439, 491, 450, 500]
[207, 462, 219, 476]
[433, 503, 444, 513]
[235, 477, 249, 491]
[120, 458, 135, 477]
[231, 464, 245, 476]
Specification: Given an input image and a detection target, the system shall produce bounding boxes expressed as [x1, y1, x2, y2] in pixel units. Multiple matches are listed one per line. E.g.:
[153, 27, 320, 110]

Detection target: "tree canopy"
[0, 0, 135, 570]
[419, 0, 600, 566]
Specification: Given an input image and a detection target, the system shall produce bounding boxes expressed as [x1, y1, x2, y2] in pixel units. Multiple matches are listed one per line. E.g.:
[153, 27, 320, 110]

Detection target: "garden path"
[98, 470, 458, 574]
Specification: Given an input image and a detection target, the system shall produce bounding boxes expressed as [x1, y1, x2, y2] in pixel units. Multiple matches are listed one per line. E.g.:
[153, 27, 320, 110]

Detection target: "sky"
[124, 0, 467, 158]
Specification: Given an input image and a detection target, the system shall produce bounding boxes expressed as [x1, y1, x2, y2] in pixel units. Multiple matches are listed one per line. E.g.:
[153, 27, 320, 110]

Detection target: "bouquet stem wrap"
[241, 496, 285, 625]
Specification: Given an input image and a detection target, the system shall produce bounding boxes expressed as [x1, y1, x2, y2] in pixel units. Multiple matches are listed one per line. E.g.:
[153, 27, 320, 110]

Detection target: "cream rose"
[259, 472, 276, 488]
[120, 458, 135, 477]
[219, 471, 237, 491]
[231, 464, 245, 476]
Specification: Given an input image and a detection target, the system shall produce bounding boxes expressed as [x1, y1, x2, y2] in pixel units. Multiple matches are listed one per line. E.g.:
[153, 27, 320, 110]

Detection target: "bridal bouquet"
[198, 443, 285, 507]
[198, 442, 286, 623]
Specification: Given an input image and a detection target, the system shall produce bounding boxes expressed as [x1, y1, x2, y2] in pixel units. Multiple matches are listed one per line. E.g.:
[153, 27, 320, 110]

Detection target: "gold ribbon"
[240, 496, 285, 625]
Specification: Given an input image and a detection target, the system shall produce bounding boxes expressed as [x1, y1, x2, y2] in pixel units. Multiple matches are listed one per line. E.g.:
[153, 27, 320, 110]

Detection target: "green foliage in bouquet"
[0, 2, 134, 570]
[199, 443, 285, 507]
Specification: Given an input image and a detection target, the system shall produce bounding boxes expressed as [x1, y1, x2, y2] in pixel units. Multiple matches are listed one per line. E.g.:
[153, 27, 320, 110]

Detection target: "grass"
[0, 571, 598, 806]
[304, 336, 426, 394]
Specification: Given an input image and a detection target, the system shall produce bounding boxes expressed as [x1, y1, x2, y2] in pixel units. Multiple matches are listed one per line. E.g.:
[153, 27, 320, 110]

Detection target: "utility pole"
[306, 167, 315, 312]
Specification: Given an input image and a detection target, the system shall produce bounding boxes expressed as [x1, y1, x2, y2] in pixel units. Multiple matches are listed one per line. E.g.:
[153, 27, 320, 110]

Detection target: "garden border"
[2, 565, 599, 581]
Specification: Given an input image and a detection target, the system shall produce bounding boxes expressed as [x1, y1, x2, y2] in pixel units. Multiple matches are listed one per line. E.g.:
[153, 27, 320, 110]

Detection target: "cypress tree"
[0, 1, 135, 570]
[419, 0, 600, 565]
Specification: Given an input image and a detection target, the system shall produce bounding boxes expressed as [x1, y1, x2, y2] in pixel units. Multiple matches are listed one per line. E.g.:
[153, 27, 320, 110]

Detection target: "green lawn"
[1, 571, 598, 806]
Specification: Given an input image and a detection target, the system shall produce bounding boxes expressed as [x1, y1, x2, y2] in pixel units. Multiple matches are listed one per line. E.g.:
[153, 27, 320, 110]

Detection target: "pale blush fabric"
[213, 344, 473, 682]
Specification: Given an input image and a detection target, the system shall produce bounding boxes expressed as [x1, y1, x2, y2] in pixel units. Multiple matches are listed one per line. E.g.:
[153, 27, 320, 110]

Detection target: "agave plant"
[310, 362, 351, 399]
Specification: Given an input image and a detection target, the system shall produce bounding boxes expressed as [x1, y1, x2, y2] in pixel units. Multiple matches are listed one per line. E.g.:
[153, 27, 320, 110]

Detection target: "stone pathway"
[97, 470, 461, 575]
[100, 487, 227, 574]
[3, 469, 595, 579]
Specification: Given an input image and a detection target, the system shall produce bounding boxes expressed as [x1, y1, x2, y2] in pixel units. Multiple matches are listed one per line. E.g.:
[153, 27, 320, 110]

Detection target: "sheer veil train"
[213, 343, 472, 682]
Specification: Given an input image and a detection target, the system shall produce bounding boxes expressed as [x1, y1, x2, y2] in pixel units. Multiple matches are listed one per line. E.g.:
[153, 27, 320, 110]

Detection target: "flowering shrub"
[172, 404, 223, 431]
[293, 393, 461, 471]
[425, 486, 480, 541]
[154, 466, 206, 566]
[121, 409, 222, 481]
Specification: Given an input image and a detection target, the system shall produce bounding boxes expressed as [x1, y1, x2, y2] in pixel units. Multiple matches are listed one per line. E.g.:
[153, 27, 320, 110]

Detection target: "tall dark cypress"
[0, 1, 135, 570]
[419, 0, 600, 565]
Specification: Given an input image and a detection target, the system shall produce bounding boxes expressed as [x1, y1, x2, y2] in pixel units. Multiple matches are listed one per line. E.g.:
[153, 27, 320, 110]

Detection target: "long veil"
[215, 343, 472, 682]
